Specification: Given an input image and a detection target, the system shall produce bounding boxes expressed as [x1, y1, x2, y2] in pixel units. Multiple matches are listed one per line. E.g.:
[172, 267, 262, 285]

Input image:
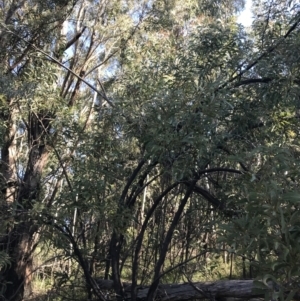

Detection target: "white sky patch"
[237, 0, 253, 27]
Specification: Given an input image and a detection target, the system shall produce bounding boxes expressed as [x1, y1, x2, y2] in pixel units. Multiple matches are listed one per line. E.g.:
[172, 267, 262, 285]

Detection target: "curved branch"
[119, 159, 146, 206]
[0, 24, 115, 107]
[146, 179, 198, 301]
[191, 185, 224, 209]
[234, 77, 300, 88]
[198, 167, 242, 177]
[131, 181, 182, 301]
[44, 215, 107, 301]
[219, 14, 300, 90]
[65, 26, 87, 51]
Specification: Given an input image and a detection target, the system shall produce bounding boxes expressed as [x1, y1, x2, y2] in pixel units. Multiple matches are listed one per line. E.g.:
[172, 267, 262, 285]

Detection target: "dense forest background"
[0, 0, 300, 300]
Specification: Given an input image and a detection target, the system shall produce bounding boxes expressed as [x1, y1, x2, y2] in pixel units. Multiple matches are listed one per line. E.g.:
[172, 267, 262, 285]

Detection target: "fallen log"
[138, 280, 264, 301]
[95, 279, 297, 301]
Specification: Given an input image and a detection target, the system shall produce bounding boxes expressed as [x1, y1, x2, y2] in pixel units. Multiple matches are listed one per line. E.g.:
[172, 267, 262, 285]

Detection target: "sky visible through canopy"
[238, 0, 253, 26]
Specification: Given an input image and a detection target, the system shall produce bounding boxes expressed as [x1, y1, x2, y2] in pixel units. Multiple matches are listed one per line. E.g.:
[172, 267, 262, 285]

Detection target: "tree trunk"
[1, 112, 50, 301]
[2, 223, 38, 301]
[95, 279, 299, 301]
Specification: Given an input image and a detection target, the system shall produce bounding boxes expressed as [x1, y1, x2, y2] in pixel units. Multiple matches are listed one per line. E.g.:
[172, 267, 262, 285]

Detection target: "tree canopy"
[0, 0, 300, 300]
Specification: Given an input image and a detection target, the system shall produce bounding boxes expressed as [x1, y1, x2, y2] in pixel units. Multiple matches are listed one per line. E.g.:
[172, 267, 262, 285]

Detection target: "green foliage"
[1, 0, 300, 300]
[0, 251, 10, 271]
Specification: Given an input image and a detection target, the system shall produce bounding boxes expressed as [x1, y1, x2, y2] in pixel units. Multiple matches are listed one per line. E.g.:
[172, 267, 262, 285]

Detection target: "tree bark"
[1, 113, 50, 301]
[95, 279, 299, 301]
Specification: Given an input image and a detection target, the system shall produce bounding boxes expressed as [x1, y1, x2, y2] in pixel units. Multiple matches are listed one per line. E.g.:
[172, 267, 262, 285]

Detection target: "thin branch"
[219, 14, 300, 90]
[217, 144, 249, 172]
[9, 254, 67, 301]
[183, 271, 213, 301]
[32, 112, 73, 192]
[146, 179, 198, 301]
[0, 23, 115, 107]
[198, 167, 242, 177]
[64, 26, 86, 51]
[44, 215, 107, 301]
[234, 77, 300, 88]
[119, 159, 146, 205]
[85, 49, 118, 76]
[158, 250, 208, 281]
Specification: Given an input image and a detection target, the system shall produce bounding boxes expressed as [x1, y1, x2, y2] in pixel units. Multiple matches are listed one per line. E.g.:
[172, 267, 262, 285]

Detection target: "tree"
[1, 0, 300, 300]
[0, 0, 145, 299]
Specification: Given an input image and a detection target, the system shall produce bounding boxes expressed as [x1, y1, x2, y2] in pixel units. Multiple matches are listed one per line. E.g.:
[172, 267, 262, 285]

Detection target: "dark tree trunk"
[1, 113, 50, 301]
[2, 222, 37, 301]
[109, 231, 125, 300]
[146, 181, 197, 301]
